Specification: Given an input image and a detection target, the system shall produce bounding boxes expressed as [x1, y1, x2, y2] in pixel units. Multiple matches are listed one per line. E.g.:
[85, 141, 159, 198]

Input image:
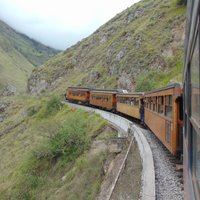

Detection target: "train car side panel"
[117, 103, 140, 119]
[66, 87, 90, 103]
[145, 109, 167, 144]
[144, 84, 182, 155]
[90, 91, 116, 110]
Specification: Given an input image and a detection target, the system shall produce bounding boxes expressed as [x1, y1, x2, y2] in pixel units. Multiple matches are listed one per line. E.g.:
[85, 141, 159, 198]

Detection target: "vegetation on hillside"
[28, 0, 186, 95]
[0, 96, 118, 200]
[0, 20, 60, 96]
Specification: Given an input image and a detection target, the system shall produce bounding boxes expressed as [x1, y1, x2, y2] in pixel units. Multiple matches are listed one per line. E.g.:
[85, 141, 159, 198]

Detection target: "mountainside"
[28, 0, 186, 95]
[0, 20, 60, 95]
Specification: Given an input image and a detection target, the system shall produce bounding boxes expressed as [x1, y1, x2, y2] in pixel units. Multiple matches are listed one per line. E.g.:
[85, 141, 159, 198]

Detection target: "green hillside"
[0, 20, 60, 95]
[28, 0, 186, 95]
[0, 0, 186, 199]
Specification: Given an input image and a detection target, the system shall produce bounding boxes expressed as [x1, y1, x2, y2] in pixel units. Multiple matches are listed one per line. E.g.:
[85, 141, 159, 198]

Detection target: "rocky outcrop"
[28, 78, 49, 95]
[2, 85, 17, 96]
[27, 0, 186, 94]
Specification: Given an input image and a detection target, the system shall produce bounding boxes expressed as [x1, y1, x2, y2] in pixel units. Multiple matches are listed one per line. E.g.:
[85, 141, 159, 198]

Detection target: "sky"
[0, 0, 140, 50]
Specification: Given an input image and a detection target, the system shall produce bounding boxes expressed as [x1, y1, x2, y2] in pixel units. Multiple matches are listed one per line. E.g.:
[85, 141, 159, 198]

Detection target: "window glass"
[149, 97, 152, 110]
[165, 95, 172, 118]
[193, 129, 200, 191]
[191, 34, 200, 122]
[135, 98, 139, 106]
[155, 97, 158, 112]
[158, 96, 164, 114]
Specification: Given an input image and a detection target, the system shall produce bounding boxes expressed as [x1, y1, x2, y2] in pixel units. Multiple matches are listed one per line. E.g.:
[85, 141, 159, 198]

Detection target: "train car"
[144, 83, 183, 156]
[66, 87, 90, 104]
[89, 89, 117, 111]
[183, 0, 200, 199]
[116, 92, 143, 120]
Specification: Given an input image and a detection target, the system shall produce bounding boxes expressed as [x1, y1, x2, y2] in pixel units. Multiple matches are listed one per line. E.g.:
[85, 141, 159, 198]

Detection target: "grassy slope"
[28, 0, 186, 95]
[0, 34, 34, 94]
[0, 20, 60, 95]
[0, 96, 118, 199]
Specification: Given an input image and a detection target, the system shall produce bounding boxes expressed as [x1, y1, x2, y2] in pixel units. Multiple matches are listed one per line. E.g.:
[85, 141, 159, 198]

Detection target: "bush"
[135, 69, 171, 92]
[49, 115, 90, 161]
[45, 96, 62, 115]
[37, 96, 63, 118]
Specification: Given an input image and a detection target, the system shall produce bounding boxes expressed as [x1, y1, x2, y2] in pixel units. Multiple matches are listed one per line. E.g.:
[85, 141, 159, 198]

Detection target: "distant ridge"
[0, 20, 60, 95]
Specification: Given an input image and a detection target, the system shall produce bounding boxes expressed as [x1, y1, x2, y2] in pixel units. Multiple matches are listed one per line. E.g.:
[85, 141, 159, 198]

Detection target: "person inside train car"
[139, 100, 145, 125]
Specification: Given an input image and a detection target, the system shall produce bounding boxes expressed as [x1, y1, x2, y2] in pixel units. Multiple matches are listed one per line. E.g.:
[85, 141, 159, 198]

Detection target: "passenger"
[140, 101, 145, 125]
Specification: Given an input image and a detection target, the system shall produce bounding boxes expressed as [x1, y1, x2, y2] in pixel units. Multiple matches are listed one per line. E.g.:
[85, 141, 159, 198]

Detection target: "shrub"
[49, 117, 90, 161]
[37, 96, 63, 118]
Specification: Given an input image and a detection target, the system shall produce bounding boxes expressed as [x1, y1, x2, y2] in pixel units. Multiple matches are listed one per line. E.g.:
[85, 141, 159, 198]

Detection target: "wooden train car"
[66, 87, 90, 104]
[89, 89, 117, 111]
[144, 83, 183, 155]
[116, 92, 143, 120]
[183, 0, 200, 198]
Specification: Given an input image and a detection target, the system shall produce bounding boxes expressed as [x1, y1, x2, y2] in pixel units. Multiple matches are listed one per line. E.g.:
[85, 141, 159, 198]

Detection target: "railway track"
[140, 126, 184, 200]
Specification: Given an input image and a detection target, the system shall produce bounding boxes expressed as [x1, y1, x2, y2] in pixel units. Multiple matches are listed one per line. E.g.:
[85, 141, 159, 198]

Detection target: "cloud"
[0, 0, 140, 50]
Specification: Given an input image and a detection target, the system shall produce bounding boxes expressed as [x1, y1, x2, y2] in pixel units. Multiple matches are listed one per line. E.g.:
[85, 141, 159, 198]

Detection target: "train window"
[192, 129, 200, 192]
[149, 97, 152, 110]
[165, 95, 172, 118]
[191, 33, 200, 122]
[152, 97, 157, 112]
[158, 96, 164, 114]
[135, 98, 139, 106]
[130, 98, 134, 105]
[155, 97, 158, 112]
[145, 98, 148, 108]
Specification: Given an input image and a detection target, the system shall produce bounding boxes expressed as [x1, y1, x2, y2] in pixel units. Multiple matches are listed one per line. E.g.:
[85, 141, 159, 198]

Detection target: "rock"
[115, 50, 125, 61]
[61, 175, 66, 181]
[2, 85, 17, 96]
[51, 77, 64, 89]
[89, 71, 101, 81]
[0, 115, 4, 122]
[28, 79, 49, 95]
[118, 73, 135, 91]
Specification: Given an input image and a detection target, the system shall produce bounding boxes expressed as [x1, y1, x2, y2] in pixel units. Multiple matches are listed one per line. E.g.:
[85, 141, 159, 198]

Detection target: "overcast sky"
[0, 0, 140, 50]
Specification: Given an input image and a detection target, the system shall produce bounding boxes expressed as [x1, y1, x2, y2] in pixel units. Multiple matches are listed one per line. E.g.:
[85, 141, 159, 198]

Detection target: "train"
[65, 83, 183, 156]
[65, 1, 200, 199]
[183, 0, 200, 199]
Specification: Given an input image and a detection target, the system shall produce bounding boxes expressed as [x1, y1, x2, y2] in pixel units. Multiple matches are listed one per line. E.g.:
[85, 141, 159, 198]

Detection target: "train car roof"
[117, 92, 144, 97]
[144, 83, 182, 95]
[90, 89, 118, 94]
[67, 86, 91, 91]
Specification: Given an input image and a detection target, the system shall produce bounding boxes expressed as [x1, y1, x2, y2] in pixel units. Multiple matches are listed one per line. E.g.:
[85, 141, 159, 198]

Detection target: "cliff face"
[0, 20, 60, 96]
[28, 0, 186, 95]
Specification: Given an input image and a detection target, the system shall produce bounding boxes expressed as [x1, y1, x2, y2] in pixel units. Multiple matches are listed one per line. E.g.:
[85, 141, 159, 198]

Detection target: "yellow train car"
[116, 92, 143, 120]
[89, 89, 117, 111]
[66, 87, 90, 104]
[144, 83, 183, 155]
